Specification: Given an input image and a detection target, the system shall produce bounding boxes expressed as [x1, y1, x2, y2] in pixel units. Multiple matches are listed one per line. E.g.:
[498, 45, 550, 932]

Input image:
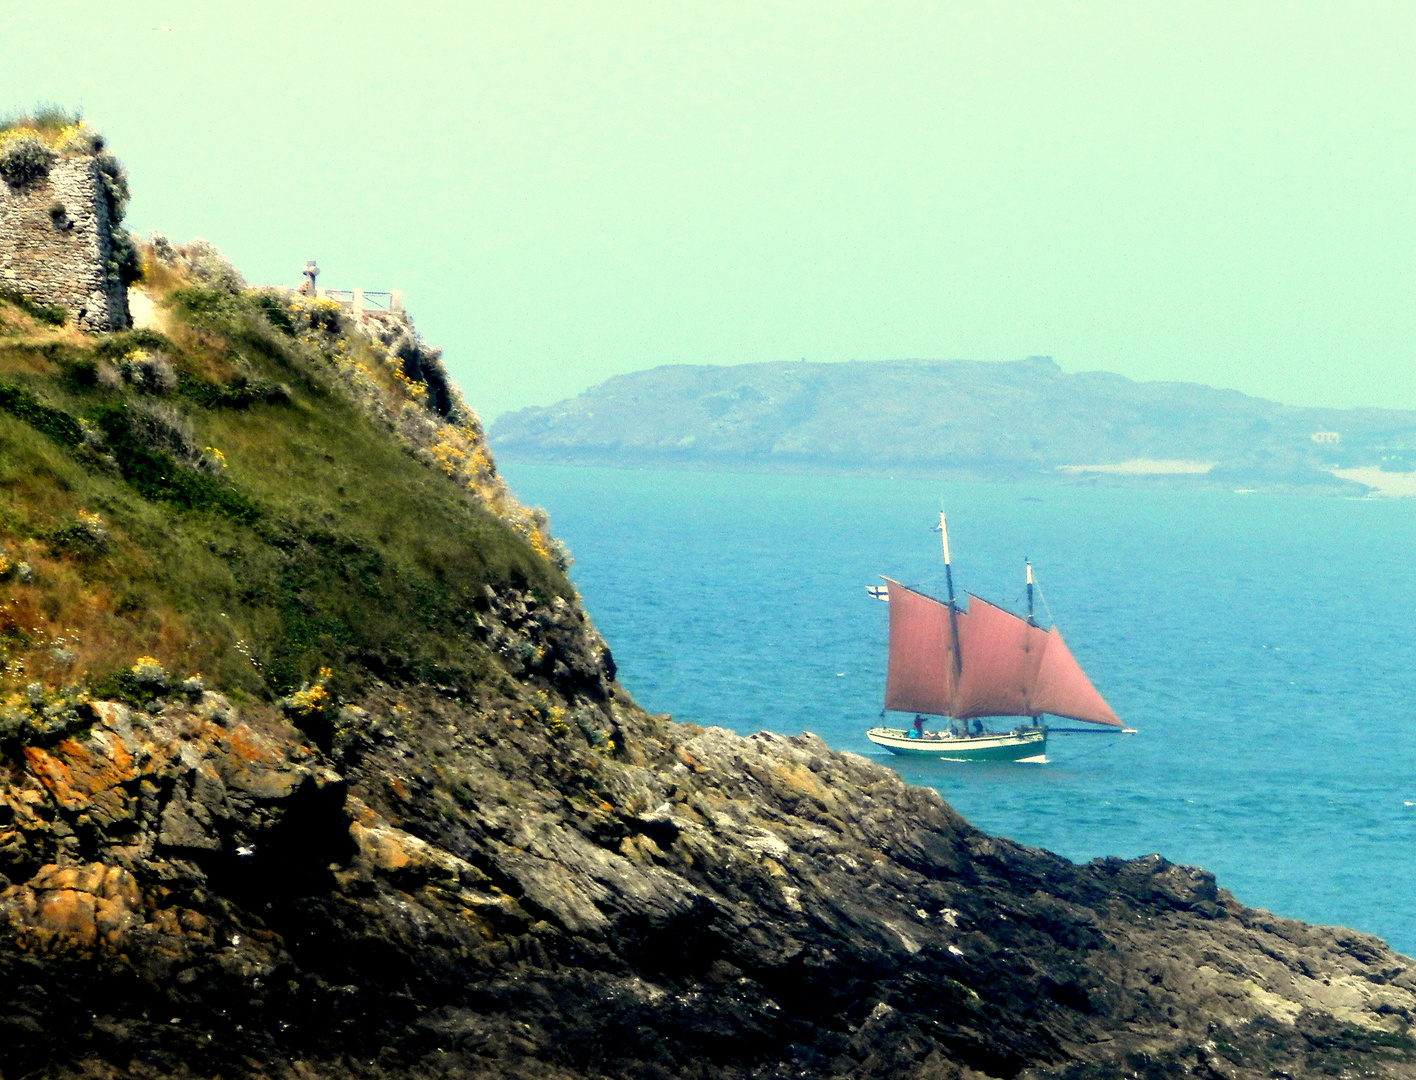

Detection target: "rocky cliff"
[1, 249, 1414, 1079]
[5, 688, 1416, 1080]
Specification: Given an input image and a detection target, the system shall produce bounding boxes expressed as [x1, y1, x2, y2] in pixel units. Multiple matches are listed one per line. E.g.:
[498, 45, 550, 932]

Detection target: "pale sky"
[6, 2, 1414, 421]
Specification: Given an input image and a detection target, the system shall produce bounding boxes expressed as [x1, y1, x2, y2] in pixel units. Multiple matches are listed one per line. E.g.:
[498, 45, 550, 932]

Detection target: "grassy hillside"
[0, 244, 569, 708]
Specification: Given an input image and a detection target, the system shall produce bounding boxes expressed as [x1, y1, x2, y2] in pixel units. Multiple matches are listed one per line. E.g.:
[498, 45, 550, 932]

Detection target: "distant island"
[491, 357, 1416, 495]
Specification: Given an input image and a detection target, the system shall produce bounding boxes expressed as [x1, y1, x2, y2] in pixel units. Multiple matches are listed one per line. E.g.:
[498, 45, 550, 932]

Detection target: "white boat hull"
[866, 726, 1047, 762]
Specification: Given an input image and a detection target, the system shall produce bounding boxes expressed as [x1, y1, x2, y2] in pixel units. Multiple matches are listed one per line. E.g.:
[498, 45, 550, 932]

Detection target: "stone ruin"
[0, 141, 130, 332]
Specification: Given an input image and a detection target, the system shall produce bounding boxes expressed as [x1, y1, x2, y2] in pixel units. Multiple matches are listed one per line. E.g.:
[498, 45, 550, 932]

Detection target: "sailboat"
[866, 513, 1130, 762]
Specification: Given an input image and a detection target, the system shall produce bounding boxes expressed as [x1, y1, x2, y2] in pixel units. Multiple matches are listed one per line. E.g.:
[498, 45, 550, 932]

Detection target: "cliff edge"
[0, 244, 1413, 1079]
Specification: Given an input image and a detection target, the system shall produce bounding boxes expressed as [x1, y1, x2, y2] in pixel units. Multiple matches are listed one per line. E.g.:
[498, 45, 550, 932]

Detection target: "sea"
[502, 462, 1416, 956]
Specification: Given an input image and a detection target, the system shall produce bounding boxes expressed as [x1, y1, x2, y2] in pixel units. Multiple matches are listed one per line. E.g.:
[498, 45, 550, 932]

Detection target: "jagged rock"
[1, 862, 141, 952]
[0, 683, 1412, 1079]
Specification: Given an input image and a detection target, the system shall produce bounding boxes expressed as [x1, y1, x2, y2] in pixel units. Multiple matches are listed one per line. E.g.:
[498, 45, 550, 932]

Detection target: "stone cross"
[302, 260, 319, 294]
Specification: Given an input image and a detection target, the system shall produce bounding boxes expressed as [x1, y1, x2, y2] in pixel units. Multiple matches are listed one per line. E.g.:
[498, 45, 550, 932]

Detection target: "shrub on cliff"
[149, 238, 245, 294]
[108, 228, 142, 287]
[0, 134, 54, 188]
[94, 151, 129, 222]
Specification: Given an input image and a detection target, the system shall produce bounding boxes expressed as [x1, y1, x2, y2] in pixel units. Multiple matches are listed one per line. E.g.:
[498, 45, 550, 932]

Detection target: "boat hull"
[866, 726, 1047, 762]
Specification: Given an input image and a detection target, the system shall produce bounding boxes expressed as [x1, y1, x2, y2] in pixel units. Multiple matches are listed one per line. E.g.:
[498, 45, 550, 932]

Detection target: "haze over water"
[504, 462, 1416, 956]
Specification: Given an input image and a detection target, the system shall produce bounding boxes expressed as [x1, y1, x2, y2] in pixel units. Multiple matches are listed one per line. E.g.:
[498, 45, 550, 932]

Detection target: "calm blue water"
[502, 463, 1416, 954]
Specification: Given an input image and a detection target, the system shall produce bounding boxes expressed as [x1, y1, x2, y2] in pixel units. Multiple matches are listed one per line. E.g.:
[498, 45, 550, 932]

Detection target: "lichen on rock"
[0, 670, 1414, 1079]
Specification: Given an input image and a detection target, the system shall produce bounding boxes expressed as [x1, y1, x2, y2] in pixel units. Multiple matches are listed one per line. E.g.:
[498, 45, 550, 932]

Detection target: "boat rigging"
[866, 512, 1134, 762]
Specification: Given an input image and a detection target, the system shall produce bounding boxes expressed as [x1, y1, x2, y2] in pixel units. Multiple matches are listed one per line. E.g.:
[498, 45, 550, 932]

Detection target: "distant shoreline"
[491, 356, 1416, 498]
[495, 449, 1414, 497]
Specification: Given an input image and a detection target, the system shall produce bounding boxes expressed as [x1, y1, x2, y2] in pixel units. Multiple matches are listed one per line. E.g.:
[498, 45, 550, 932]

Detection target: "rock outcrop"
[1, 669, 1413, 1079]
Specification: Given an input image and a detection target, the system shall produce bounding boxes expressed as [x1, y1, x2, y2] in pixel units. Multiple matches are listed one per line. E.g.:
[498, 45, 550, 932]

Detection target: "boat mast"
[1025, 559, 1036, 626]
[938, 511, 963, 678]
[1026, 559, 1042, 729]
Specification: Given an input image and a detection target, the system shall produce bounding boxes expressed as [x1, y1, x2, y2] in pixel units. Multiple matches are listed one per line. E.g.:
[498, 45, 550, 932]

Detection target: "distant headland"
[491, 356, 1416, 495]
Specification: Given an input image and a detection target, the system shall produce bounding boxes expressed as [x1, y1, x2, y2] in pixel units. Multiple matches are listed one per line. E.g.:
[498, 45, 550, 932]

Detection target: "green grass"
[0, 288, 67, 327]
[0, 381, 83, 447]
[0, 285, 569, 703]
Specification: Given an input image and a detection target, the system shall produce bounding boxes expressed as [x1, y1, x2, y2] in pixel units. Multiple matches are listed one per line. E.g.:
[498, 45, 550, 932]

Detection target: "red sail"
[1030, 627, 1123, 727]
[951, 595, 1049, 719]
[882, 580, 956, 716]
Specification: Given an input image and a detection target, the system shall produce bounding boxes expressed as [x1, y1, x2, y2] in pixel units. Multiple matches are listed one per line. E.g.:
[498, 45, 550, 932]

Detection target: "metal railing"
[315, 287, 403, 315]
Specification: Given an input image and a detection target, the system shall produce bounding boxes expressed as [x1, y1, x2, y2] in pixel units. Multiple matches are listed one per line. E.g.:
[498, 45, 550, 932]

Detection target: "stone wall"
[0, 155, 129, 331]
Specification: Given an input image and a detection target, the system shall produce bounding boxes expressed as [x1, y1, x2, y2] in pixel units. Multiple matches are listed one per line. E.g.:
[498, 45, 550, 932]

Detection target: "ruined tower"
[0, 126, 131, 332]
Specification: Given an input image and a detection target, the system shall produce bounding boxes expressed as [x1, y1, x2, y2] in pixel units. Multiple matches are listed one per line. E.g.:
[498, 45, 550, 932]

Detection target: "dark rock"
[0, 683, 1413, 1078]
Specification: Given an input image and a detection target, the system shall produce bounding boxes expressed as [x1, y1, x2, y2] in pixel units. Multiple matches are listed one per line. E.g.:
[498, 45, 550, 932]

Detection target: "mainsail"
[881, 579, 1121, 727]
[951, 595, 1048, 720]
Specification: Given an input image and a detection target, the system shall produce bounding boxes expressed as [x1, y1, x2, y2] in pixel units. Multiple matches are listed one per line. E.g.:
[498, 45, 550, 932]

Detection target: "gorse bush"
[56, 125, 103, 155]
[0, 104, 82, 136]
[0, 106, 105, 163]
[48, 510, 111, 559]
[118, 349, 177, 394]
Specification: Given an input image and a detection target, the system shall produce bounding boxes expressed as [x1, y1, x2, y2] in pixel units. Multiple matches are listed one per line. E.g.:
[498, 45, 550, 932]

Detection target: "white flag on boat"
[866, 584, 889, 601]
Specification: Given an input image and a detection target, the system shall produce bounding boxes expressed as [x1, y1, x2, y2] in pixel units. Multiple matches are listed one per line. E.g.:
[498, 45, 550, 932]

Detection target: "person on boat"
[971, 719, 983, 736]
[911, 715, 925, 739]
